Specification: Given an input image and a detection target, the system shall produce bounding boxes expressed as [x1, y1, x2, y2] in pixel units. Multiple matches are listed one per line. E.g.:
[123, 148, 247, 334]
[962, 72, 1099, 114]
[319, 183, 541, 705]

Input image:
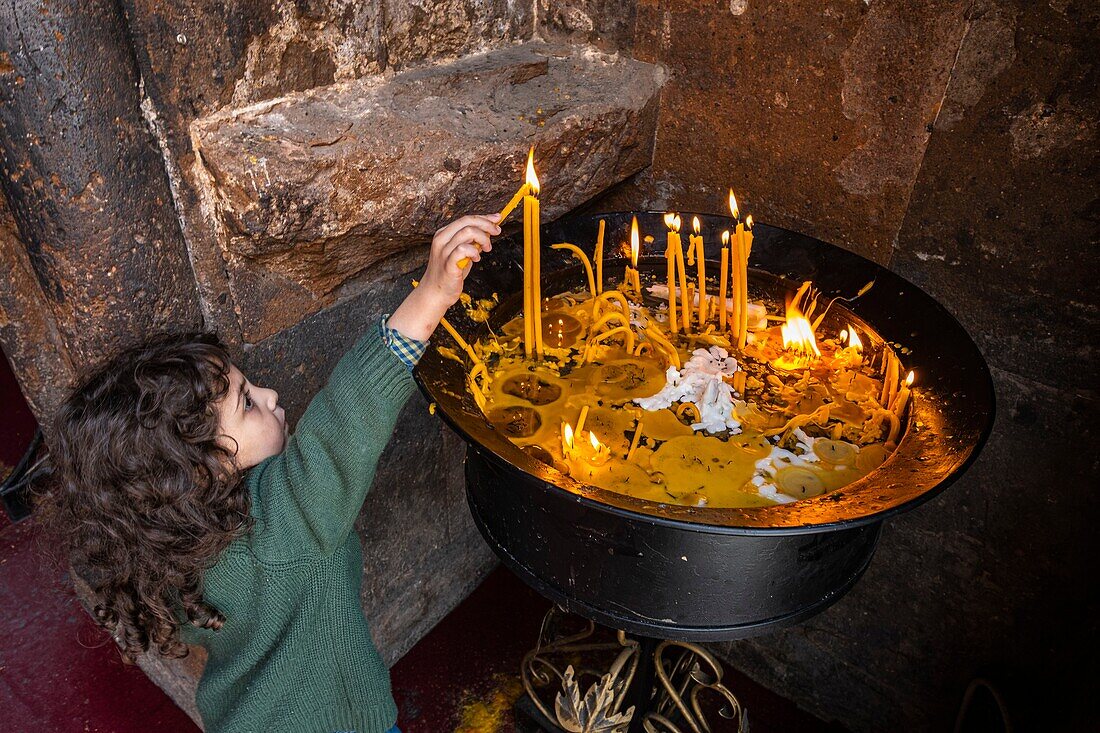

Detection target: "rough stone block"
[191, 42, 665, 341]
[599, 0, 971, 264]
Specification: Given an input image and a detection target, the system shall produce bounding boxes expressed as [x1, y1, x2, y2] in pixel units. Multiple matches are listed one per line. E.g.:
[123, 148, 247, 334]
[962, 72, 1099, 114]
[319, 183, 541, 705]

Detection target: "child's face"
[216, 364, 287, 469]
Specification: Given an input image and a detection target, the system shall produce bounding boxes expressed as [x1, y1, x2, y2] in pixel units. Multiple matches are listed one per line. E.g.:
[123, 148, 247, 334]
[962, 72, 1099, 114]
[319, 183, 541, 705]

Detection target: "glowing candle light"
[719, 230, 730, 331]
[892, 370, 915, 420]
[585, 430, 611, 467]
[625, 216, 641, 297]
[561, 421, 575, 460]
[664, 213, 681, 334]
[690, 216, 707, 325]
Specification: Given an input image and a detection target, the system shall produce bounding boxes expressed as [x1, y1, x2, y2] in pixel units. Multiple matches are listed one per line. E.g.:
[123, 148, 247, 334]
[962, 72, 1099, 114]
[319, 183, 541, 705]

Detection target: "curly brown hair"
[38, 332, 253, 662]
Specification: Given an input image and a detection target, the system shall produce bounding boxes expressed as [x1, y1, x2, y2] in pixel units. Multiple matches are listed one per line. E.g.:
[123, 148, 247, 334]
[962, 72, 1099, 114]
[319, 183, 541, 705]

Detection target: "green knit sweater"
[181, 332, 414, 733]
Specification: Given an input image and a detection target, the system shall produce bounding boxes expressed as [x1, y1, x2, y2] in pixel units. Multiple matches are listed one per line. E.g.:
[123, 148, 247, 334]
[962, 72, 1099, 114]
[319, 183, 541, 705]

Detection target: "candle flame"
[629, 216, 640, 266]
[905, 370, 915, 386]
[721, 230, 730, 246]
[663, 212, 681, 232]
[588, 431, 603, 450]
[778, 297, 821, 367]
[692, 216, 701, 234]
[562, 422, 574, 450]
[728, 189, 739, 220]
[525, 146, 540, 194]
[745, 214, 754, 230]
[847, 324, 863, 351]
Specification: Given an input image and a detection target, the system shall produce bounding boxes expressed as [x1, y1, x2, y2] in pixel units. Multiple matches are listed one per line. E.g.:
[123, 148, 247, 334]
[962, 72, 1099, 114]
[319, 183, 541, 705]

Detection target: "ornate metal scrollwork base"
[519, 607, 748, 733]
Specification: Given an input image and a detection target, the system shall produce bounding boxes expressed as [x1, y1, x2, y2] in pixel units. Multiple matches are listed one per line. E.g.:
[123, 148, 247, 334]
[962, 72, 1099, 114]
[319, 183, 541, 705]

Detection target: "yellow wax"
[596, 219, 605, 295]
[691, 234, 706, 325]
[719, 247, 729, 331]
[532, 196, 544, 359]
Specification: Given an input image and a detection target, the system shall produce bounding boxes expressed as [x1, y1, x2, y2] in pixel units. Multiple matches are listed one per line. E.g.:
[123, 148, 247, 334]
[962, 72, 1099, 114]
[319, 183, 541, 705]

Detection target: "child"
[41, 214, 501, 733]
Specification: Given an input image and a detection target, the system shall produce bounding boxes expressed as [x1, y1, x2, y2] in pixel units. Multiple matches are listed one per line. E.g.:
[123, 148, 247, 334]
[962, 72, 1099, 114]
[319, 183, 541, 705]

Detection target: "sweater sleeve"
[247, 329, 416, 557]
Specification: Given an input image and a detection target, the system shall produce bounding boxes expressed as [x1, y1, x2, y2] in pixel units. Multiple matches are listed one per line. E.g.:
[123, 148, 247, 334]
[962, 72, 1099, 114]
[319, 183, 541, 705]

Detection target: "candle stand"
[415, 212, 995, 732]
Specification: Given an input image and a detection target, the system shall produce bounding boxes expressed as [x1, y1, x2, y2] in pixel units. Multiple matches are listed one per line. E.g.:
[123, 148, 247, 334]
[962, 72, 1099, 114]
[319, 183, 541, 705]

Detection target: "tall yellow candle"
[728, 190, 742, 345]
[523, 193, 534, 358]
[691, 216, 706, 325]
[735, 223, 748, 350]
[520, 151, 543, 359]
[671, 216, 690, 332]
[738, 215, 754, 350]
[625, 216, 641, 298]
[664, 213, 680, 334]
[595, 218, 606, 295]
[532, 193, 544, 358]
[719, 230, 729, 331]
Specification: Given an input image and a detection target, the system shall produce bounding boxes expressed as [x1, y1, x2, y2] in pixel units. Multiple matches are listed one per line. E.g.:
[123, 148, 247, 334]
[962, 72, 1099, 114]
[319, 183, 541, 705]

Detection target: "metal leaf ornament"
[554, 665, 635, 733]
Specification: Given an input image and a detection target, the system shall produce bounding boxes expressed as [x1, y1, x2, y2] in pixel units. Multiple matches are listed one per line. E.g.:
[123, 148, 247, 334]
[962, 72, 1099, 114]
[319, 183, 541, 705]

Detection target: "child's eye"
[244, 390, 254, 410]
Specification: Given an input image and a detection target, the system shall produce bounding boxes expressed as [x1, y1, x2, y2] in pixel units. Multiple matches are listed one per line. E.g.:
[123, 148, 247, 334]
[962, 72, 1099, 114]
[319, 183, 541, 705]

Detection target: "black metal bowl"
[415, 211, 995, 640]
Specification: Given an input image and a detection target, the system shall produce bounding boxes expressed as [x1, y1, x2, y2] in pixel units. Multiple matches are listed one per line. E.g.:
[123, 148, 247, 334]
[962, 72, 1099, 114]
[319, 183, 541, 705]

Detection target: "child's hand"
[386, 214, 501, 342]
[420, 214, 501, 304]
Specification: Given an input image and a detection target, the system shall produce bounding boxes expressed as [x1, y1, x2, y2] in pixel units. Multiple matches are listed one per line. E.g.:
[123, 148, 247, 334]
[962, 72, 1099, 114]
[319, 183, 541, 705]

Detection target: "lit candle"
[586, 430, 611, 467]
[625, 216, 641, 298]
[595, 218, 606, 295]
[664, 213, 680, 334]
[719, 230, 730, 331]
[892, 370, 915, 419]
[691, 216, 706, 325]
[671, 214, 689, 331]
[523, 186, 534, 358]
[522, 149, 543, 359]
[840, 324, 863, 367]
[561, 421, 575, 460]
[739, 215, 754, 349]
[729, 190, 743, 346]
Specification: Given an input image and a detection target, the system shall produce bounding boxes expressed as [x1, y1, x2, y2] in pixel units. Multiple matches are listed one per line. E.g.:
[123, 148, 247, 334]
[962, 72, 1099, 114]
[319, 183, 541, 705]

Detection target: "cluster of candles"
[444, 149, 921, 490]
[485, 147, 764, 360]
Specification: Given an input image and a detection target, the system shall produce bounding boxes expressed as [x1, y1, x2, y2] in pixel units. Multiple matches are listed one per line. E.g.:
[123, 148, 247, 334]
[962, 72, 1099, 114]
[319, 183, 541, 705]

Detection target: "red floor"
[1, 350, 839, 732]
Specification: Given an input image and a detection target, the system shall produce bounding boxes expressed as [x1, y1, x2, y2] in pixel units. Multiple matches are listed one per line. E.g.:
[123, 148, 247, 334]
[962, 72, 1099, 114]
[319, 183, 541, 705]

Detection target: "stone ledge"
[191, 42, 666, 342]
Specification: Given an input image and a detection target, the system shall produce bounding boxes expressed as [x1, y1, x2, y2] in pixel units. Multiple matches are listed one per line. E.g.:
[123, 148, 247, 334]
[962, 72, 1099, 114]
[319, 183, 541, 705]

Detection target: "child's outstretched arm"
[249, 214, 501, 556]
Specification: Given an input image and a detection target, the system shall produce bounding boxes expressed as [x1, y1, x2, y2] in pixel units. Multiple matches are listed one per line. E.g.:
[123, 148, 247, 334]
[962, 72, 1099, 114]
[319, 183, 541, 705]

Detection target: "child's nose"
[266, 387, 279, 409]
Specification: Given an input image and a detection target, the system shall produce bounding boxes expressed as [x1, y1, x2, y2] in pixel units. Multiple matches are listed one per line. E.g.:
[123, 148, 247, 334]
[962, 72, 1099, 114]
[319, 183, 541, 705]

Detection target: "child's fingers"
[448, 242, 483, 271]
[445, 225, 494, 256]
[433, 215, 501, 250]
